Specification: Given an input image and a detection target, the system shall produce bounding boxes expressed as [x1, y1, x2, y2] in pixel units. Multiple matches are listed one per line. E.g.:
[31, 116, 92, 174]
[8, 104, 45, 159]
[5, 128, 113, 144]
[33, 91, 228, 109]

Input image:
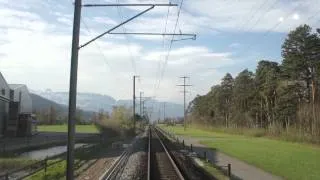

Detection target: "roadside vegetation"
[162, 125, 320, 180]
[94, 106, 148, 137]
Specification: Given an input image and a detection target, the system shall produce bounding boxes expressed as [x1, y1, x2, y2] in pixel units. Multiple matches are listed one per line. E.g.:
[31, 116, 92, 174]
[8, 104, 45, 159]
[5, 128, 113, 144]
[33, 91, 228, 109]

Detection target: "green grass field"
[38, 125, 99, 133]
[161, 125, 320, 180]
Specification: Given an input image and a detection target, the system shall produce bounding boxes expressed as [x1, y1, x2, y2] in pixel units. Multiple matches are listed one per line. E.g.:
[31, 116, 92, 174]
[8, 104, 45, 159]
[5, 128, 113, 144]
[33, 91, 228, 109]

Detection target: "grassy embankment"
[0, 125, 99, 175]
[161, 124, 320, 180]
[27, 143, 113, 180]
[37, 125, 99, 133]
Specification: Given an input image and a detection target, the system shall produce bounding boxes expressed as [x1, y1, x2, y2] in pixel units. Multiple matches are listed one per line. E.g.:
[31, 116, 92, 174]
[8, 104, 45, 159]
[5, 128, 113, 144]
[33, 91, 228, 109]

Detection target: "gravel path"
[174, 134, 282, 180]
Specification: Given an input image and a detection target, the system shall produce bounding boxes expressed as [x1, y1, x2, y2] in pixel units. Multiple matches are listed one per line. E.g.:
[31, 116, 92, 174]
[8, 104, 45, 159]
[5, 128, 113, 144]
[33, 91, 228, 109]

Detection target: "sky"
[0, 0, 320, 104]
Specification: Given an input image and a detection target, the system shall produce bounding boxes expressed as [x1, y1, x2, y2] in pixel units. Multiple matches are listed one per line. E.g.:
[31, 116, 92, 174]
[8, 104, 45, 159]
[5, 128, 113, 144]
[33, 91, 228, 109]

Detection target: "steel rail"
[100, 135, 141, 180]
[100, 150, 129, 180]
[150, 127, 185, 180]
[147, 127, 151, 180]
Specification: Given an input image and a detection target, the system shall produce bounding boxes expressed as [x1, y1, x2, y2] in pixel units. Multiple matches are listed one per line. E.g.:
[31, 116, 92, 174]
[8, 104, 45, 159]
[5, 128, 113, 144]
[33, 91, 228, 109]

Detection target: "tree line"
[35, 106, 87, 125]
[188, 24, 320, 141]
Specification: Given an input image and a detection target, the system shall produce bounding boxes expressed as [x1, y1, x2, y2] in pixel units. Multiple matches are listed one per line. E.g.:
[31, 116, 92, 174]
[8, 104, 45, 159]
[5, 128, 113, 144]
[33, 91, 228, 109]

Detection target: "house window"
[1, 89, 5, 96]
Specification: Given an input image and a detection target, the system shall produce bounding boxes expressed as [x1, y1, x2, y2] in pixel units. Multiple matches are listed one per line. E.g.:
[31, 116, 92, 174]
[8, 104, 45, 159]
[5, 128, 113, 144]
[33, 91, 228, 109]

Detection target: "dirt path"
[176, 135, 282, 180]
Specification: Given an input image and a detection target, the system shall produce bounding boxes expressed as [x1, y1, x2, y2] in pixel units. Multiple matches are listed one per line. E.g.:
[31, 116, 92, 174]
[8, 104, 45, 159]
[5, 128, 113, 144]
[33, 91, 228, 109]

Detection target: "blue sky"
[0, 0, 319, 104]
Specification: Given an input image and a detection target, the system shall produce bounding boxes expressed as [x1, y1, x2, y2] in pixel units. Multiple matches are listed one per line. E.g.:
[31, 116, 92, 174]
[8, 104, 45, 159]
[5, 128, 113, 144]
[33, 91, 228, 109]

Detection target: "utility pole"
[163, 102, 166, 121]
[133, 75, 139, 132]
[158, 108, 161, 124]
[142, 100, 145, 117]
[139, 91, 143, 116]
[177, 76, 192, 131]
[67, 0, 81, 179]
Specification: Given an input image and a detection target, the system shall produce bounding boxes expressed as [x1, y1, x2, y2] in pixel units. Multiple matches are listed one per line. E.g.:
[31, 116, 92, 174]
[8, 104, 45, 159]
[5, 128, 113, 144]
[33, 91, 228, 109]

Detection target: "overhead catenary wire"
[180, 7, 222, 33]
[151, 1, 172, 118]
[240, 0, 309, 56]
[245, 0, 281, 33]
[306, 7, 320, 23]
[236, 0, 268, 32]
[69, 0, 114, 73]
[80, 19, 126, 84]
[81, 20, 111, 68]
[154, 3, 171, 94]
[240, 0, 272, 32]
[116, 0, 137, 75]
[152, 0, 186, 119]
[150, 0, 184, 118]
[157, 0, 185, 90]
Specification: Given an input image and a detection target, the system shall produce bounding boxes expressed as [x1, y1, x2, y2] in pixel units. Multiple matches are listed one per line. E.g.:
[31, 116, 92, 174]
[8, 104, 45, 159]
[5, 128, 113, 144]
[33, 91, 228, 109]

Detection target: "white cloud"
[229, 43, 240, 48]
[292, 13, 300, 20]
[279, 17, 284, 22]
[2, 0, 320, 105]
[93, 17, 118, 25]
[182, 0, 320, 33]
[0, 1, 234, 103]
[57, 17, 72, 25]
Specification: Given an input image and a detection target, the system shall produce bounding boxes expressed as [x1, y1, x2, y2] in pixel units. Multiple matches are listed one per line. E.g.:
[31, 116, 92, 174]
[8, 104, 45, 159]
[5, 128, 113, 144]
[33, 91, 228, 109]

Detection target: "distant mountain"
[31, 90, 184, 120]
[30, 93, 94, 121]
[32, 89, 116, 112]
[30, 93, 66, 112]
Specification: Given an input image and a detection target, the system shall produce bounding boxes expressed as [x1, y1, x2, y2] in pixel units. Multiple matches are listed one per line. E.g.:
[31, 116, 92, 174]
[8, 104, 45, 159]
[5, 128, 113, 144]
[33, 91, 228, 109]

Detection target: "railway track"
[148, 126, 185, 180]
[101, 127, 211, 180]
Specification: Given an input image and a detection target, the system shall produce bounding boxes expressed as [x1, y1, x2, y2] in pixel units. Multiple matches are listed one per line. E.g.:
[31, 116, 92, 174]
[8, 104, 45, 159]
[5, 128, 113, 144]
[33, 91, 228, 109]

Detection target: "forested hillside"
[188, 24, 320, 143]
[31, 93, 94, 124]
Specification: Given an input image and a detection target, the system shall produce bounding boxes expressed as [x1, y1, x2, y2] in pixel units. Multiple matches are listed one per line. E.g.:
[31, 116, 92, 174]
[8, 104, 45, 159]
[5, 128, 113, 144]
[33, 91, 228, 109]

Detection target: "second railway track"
[148, 126, 185, 180]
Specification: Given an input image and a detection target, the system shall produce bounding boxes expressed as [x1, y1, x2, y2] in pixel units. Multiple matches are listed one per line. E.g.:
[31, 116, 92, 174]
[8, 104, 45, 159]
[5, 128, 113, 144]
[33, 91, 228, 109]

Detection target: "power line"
[157, 0, 185, 90]
[245, 0, 281, 33]
[116, 0, 137, 75]
[79, 5, 156, 49]
[177, 7, 228, 39]
[151, 1, 171, 110]
[236, 0, 267, 32]
[240, 0, 271, 32]
[306, 8, 320, 22]
[151, 0, 172, 114]
[152, 0, 180, 114]
[240, 1, 306, 56]
[69, 0, 112, 70]
[153, 1, 171, 93]
[81, 19, 126, 83]
[81, 19, 112, 69]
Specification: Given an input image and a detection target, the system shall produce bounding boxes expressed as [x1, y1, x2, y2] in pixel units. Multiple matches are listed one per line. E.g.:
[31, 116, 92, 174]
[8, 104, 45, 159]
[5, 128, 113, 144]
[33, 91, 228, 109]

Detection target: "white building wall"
[0, 77, 10, 100]
[0, 73, 10, 136]
[11, 85, 33, 113]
